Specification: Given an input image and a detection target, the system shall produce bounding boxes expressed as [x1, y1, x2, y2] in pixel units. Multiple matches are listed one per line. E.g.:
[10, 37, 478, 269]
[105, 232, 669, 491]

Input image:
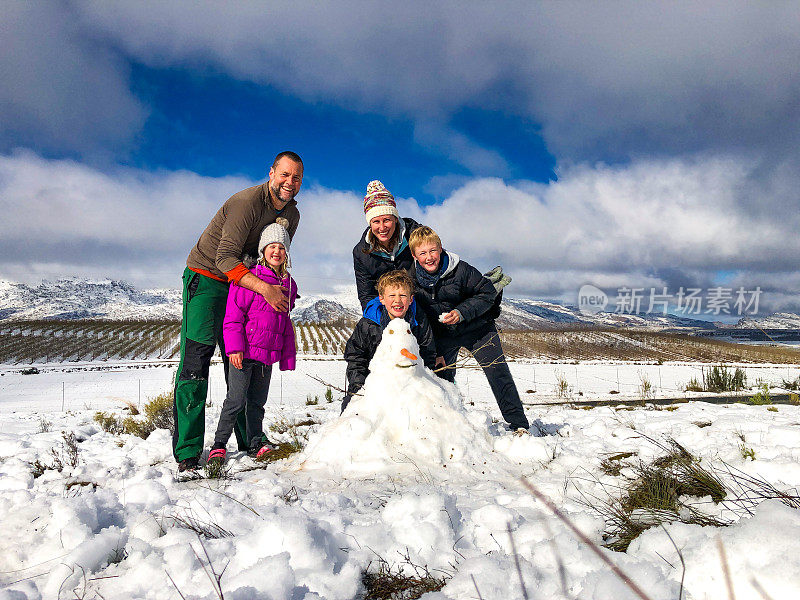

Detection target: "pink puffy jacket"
[222, 265, 298, 370]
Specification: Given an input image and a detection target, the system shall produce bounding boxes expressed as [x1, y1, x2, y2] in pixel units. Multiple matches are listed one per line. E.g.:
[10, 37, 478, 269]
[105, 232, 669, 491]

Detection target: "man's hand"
[229, 352, 244, 370]
[435, 356, 446, 369]
[440, 310, 461, 325]
[261, 282, 290, 312]
[238, 272, 289, 312]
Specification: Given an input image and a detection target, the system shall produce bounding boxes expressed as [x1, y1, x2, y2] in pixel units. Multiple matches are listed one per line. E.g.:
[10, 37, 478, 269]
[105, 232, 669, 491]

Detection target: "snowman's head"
[370, 317, 422, 372]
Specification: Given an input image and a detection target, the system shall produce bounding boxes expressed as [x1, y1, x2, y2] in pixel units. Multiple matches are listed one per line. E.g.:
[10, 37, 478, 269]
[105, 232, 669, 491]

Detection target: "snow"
[2, 349, 800, 598]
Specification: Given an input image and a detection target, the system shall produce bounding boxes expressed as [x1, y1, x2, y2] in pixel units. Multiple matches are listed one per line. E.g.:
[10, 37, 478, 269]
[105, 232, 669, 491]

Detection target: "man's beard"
[270, 182, 296, 205]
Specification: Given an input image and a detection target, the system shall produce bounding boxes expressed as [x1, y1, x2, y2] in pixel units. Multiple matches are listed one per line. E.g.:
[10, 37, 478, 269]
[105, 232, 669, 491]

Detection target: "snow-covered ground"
[2, 356, 800, 599]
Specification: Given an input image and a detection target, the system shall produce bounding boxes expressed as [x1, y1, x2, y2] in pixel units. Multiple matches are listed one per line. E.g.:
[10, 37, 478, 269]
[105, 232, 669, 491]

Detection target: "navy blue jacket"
[413, 252, 498, 349]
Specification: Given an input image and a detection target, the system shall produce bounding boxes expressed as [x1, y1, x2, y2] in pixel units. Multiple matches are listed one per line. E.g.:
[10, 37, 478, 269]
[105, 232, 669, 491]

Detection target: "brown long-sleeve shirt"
[186, 183, 300, 283]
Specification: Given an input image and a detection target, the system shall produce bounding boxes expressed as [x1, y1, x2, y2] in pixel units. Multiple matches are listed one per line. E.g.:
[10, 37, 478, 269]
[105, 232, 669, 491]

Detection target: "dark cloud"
[0, 2, 146, 156]
[68, 1, 800, 165]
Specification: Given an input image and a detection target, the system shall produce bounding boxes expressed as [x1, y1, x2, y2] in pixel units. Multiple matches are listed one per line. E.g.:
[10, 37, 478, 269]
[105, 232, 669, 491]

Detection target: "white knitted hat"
[258, 217, 292, 268]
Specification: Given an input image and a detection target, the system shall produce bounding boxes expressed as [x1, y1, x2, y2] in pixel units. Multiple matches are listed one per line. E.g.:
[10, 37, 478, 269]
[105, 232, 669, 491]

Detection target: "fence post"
[61, 381, 65, 412]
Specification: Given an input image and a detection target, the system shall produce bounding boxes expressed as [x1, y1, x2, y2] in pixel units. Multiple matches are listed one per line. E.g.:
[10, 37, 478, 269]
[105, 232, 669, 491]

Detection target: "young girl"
[208, 218, 298, 463]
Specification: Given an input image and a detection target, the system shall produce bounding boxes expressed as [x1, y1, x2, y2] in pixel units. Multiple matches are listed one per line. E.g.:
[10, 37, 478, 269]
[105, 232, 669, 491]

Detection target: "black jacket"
[353, 217, 421, 310]
[413, 252, 498, 349]
[344, 297, 436, 397]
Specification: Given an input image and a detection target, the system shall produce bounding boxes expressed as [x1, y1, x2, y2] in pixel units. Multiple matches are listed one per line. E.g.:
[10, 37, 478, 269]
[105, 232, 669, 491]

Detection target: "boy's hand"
[229, 352, 244, 370]
[435, 356, 446, 369]
[440, 310, 461, 325]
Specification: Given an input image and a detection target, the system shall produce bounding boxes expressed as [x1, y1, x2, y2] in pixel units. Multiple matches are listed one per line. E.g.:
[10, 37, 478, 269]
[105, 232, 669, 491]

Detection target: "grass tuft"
[747, 383, 772, 405]
[590, 437, 729, 552]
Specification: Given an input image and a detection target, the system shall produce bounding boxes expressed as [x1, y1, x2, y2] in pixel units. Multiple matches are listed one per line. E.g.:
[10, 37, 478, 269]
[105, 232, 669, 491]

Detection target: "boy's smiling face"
[412, 241, 442, 274]
[379, 284, 413, 318]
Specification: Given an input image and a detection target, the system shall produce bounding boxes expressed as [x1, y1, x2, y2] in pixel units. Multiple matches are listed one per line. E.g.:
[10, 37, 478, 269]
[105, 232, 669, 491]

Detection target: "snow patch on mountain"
[0, 278, 181, 321]
[736, 312, 800, 330]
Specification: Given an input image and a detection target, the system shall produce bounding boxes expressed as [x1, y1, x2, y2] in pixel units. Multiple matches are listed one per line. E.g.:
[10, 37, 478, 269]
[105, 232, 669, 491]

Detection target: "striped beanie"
[363, 180, 399, 224]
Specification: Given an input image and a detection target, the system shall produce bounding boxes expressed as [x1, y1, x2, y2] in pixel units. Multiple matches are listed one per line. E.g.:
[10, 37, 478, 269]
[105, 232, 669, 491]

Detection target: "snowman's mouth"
[396, 347, 418, 368]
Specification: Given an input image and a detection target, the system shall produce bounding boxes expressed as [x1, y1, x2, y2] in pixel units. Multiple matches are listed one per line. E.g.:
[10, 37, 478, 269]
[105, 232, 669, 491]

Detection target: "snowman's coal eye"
[406, 329, 411, 334]
[388, 329, 394, 334]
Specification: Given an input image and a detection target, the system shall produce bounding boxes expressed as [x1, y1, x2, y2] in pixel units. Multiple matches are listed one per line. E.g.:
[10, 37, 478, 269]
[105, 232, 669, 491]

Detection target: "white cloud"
[2, 150, 798, 313]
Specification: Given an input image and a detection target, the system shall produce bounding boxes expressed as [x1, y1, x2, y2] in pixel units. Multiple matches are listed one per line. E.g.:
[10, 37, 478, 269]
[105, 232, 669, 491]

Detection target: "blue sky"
[2, 2, 800, 318]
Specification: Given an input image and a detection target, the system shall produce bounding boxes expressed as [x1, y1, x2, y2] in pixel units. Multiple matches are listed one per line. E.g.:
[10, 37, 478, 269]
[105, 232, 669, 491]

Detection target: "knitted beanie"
[363, 180, 399, 224]
[258, 217, 292, 268]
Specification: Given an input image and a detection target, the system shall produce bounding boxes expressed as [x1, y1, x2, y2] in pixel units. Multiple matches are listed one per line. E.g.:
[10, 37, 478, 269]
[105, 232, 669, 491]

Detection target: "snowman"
[296, 318, 496, 476]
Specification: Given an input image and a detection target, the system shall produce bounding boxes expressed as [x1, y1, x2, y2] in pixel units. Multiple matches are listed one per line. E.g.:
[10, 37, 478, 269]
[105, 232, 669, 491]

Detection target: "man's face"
[412, 241, 442, 274]
[269, 157, 303, 205]
[379, 284, 413, 319]
[369, 215, 396, 245]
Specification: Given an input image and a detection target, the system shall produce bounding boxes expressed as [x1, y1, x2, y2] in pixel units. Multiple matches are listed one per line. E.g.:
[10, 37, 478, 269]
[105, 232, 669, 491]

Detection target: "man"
[173, 151, 303, 472]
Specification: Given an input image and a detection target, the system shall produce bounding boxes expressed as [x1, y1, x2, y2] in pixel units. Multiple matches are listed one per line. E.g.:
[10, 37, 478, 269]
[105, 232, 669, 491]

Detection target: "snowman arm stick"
[302, 372, 363, 397]
[432, 340, 509, 372]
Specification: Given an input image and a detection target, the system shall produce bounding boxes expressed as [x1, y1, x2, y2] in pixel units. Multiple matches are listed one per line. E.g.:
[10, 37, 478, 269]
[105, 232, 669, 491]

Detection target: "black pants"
[437, 324, 529, 431]
[213, 359, 272, 450]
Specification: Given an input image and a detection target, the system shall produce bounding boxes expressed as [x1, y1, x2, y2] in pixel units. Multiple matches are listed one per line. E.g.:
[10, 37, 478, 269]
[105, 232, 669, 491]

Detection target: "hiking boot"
[249, 442, 277, 460]
[513, 427, 530, 437]
[207, 446, 226, 465]
[177, 456, 200, 472]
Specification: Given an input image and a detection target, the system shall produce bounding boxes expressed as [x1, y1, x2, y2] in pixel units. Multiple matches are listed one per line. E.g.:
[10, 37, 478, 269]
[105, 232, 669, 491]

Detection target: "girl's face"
[369, 215, 397, 244]
[263, 242, 286, 268]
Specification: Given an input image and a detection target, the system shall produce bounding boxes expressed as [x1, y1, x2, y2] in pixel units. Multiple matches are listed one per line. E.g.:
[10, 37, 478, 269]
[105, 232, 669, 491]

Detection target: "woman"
[352, 180, 420, 309]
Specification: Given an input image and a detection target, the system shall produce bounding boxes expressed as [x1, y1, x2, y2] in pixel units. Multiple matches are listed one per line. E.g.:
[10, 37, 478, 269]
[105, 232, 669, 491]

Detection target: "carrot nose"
[400, 348, 418, 360]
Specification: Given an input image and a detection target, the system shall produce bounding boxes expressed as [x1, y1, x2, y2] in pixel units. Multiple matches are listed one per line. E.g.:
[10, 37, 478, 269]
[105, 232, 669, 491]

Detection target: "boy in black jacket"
[342, 270, 436, 412]
[409, 226, 530, 434]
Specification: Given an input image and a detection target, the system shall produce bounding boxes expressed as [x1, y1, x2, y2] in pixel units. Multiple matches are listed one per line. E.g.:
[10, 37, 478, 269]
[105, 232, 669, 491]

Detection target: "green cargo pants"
[172, 268, 247, 461]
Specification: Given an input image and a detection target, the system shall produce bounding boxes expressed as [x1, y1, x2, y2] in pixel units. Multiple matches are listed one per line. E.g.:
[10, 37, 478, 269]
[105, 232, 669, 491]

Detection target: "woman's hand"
[229, 352, 244, 370]
[440, 310, 461, 325]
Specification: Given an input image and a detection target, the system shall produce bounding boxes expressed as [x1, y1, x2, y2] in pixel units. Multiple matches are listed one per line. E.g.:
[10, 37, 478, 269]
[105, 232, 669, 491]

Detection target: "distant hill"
[735, 312, 800, 330]
[0, 277, 797, 332]
[0, 278, 181, 321]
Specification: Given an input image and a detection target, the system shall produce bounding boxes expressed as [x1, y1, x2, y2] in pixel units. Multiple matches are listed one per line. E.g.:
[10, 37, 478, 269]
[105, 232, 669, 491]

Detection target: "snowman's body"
[297, 318, 496, 476]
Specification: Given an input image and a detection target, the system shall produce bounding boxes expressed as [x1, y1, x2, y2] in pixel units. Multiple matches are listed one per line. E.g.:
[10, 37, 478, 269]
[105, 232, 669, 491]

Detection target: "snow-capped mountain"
[735, 312, 800, 330]
[1, 278, 796, 331]
[0, 278, 181, 321]
[496, 297, 715, 331]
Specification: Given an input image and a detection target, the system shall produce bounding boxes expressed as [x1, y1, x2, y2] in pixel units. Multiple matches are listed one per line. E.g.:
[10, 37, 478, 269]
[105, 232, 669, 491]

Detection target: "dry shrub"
[94, 411, 125, 435]
[94, 392, 174, 439]
[599, 451, 636, 476]
[361, 555, 448, 600]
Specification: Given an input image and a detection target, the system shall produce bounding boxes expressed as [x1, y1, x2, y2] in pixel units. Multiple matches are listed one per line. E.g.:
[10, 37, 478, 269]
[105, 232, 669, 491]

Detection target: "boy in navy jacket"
[342, 270, 436, 412]
[409, 226, 529, 434]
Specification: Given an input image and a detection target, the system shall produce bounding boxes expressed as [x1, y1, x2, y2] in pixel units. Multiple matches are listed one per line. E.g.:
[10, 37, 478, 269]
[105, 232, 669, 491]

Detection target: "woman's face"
[369, 215, 397, 245]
